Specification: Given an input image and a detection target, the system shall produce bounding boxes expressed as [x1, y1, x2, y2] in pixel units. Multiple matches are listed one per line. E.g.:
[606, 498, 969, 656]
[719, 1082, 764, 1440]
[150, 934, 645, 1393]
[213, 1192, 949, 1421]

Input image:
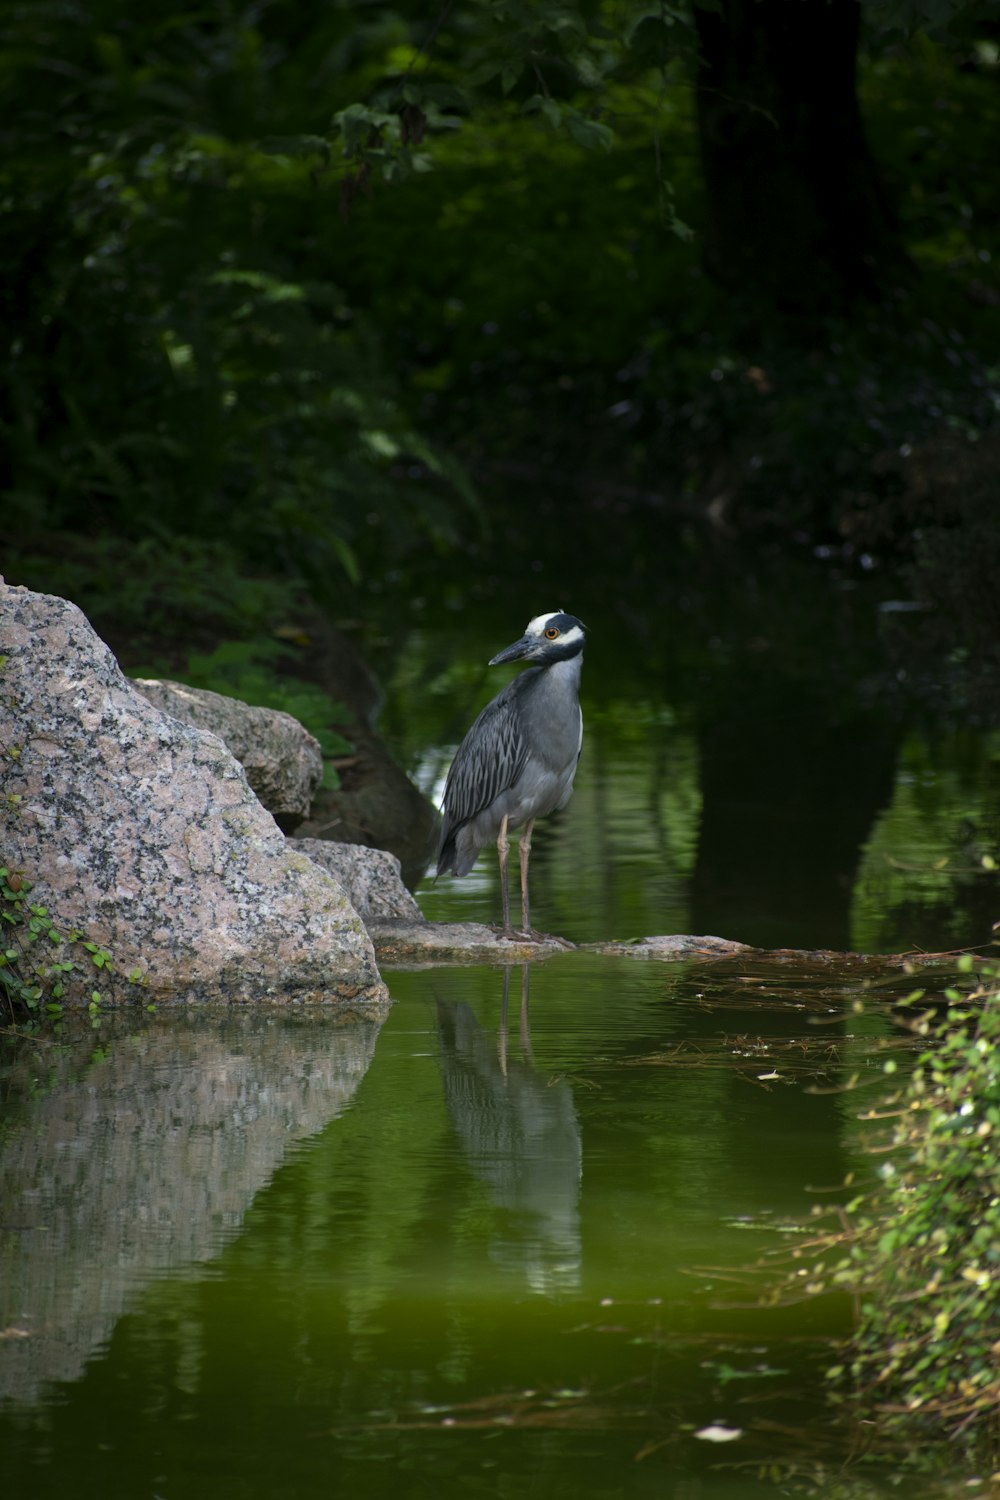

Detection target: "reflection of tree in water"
[851, 731, 1000, 953]
[691, 691, 900, 952]
[436, 966, 582, 1294]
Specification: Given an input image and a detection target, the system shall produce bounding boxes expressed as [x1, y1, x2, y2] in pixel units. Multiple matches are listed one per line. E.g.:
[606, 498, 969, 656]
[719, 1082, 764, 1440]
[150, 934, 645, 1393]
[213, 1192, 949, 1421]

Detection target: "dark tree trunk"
[694, 0, 909, 312]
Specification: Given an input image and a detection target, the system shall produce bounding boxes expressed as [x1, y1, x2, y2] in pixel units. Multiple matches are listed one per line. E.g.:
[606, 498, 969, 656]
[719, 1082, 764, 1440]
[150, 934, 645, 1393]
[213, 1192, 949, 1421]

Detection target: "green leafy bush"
[5, 536, 294, 657]
[779, 957, 1000, 1465]
[0, 2, 481, 598]
[837, 960, 1000, 1448]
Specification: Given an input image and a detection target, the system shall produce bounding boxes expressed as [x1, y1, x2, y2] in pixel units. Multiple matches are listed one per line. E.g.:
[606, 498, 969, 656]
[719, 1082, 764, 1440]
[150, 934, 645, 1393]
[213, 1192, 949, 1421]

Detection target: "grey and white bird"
[436, 610, 586, 937]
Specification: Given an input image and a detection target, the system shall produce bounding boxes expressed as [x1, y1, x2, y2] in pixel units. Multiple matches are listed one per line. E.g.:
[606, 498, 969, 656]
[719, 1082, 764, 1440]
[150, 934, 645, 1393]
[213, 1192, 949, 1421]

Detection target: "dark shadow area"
[690, 694, 901, 950]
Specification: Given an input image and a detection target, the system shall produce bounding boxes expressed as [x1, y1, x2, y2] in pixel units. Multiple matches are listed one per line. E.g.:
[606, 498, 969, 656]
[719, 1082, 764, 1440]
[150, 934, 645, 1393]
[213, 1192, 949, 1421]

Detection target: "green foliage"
[0, 1, 481, 598]
[838, 968, 1000, 1446]
[0, 867, 141, 1027]
[778, 961, 1000, 1462]
[5, 0, 1000, 666]
[327, 0, 690, 178]
[319, 20, 1000, 545]
[6, 536, 295, 658]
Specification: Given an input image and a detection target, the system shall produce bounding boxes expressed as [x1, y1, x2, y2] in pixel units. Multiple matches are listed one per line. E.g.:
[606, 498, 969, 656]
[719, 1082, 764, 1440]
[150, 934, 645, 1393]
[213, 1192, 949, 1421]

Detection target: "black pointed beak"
[489, 634, 533, 666]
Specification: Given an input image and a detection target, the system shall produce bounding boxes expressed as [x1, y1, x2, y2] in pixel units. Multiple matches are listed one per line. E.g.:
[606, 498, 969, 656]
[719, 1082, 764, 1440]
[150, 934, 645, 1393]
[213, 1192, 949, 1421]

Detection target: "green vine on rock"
[0, 866, 142, 1029]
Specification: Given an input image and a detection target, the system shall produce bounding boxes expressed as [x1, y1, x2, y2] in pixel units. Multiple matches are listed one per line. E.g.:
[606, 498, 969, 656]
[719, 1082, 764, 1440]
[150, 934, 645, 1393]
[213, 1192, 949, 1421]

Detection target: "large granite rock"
[0, 578, 388, 1013]
[289, 838, 423, 921]
[132, 677, 323, 821]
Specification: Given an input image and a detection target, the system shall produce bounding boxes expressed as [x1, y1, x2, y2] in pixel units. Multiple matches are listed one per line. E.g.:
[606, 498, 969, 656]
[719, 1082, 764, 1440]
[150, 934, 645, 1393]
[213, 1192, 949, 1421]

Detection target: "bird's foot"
[494, 924, 575, 948]
[493, 923, 524, 944]
[529, 929, 576, 949]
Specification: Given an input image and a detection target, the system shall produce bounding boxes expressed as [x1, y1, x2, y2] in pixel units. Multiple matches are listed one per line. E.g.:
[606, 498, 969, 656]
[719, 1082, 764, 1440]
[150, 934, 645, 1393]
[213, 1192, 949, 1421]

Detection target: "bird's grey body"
[437, 610, 585, 936]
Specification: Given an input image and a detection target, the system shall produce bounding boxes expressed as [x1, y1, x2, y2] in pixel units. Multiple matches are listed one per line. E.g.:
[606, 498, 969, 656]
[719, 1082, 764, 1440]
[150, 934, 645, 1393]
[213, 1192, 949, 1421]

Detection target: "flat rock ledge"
[588, 935, 960, 972]
[370, 920, 575, 965]
[368, 924, 749, 967]
[589, 934, 750, 960]
[367, 921, 967, 974]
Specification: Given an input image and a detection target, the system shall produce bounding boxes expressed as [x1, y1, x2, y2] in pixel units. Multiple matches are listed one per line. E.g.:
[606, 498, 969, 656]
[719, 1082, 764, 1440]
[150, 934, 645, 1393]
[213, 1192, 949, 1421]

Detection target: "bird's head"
[489, 610, 586, 666]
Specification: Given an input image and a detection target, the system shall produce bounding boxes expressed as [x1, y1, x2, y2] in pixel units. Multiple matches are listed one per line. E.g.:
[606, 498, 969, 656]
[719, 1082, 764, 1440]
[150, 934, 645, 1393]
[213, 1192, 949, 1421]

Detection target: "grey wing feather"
[442, 690, 528, 832]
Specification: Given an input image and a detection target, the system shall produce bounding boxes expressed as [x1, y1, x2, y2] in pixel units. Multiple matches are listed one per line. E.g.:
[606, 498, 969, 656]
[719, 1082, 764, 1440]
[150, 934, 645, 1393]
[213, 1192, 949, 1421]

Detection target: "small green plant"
[0, 866, 130, 1028]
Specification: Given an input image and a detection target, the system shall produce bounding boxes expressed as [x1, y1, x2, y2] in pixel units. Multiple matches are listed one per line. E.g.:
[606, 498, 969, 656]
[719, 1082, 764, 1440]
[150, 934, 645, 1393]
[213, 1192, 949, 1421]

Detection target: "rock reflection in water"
[0, 1011, 380, 1403]
[436, 965, 582, 1294]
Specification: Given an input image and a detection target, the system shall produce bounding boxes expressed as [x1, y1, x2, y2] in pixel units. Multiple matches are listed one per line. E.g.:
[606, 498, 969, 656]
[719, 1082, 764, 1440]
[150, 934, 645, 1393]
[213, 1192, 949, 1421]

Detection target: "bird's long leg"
[497, 813, 511, 934]
[518, 818, 534, 935]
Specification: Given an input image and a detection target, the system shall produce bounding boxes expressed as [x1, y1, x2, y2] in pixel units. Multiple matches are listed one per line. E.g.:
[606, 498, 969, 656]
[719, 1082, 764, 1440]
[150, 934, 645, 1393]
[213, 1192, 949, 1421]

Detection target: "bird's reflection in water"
[436, 965, 582, 1294]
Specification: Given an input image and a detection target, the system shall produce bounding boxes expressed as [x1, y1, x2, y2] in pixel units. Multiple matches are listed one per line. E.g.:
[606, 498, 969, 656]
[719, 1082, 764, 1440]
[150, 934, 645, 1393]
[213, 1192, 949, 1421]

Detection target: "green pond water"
[0, 958, 924, 1499]
[2, 563, 998, 1497]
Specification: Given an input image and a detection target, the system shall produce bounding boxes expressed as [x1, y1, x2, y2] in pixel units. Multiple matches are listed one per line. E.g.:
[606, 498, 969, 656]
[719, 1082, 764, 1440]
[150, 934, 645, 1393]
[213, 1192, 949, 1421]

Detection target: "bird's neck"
[539, 651, 583, 693]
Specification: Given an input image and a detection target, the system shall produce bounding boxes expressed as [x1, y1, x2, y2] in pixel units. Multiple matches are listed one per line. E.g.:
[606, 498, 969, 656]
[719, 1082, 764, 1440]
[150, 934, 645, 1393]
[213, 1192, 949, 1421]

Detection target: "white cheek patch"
[559, 624, 584, 650]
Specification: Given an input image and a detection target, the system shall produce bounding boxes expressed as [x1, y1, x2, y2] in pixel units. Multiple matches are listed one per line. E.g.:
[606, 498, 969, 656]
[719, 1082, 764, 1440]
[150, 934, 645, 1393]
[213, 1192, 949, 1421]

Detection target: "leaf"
[94, 32, 129, 81]
[666, 209, 694, 243]
[420, 83, 469, 112]
[465, 59, 504, 88]
[564, 109, 614, 151]
[257, 135, 331, 166]
[500, 62, 523, 94]
[522, 94, 563, 130]
[328, 533, 361, 586]
[334, 104, 396, 156]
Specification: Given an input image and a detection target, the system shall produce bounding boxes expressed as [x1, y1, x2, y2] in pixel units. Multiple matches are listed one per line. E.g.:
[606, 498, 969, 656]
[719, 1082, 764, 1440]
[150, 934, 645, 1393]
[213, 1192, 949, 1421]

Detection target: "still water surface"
[0, 953, 950, 1499]
[2, 564, 994, 1497]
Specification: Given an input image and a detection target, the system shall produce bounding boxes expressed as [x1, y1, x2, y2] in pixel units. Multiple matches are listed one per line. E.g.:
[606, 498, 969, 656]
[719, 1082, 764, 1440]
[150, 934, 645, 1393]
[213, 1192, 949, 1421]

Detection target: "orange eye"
[545, 627, 560, 639]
